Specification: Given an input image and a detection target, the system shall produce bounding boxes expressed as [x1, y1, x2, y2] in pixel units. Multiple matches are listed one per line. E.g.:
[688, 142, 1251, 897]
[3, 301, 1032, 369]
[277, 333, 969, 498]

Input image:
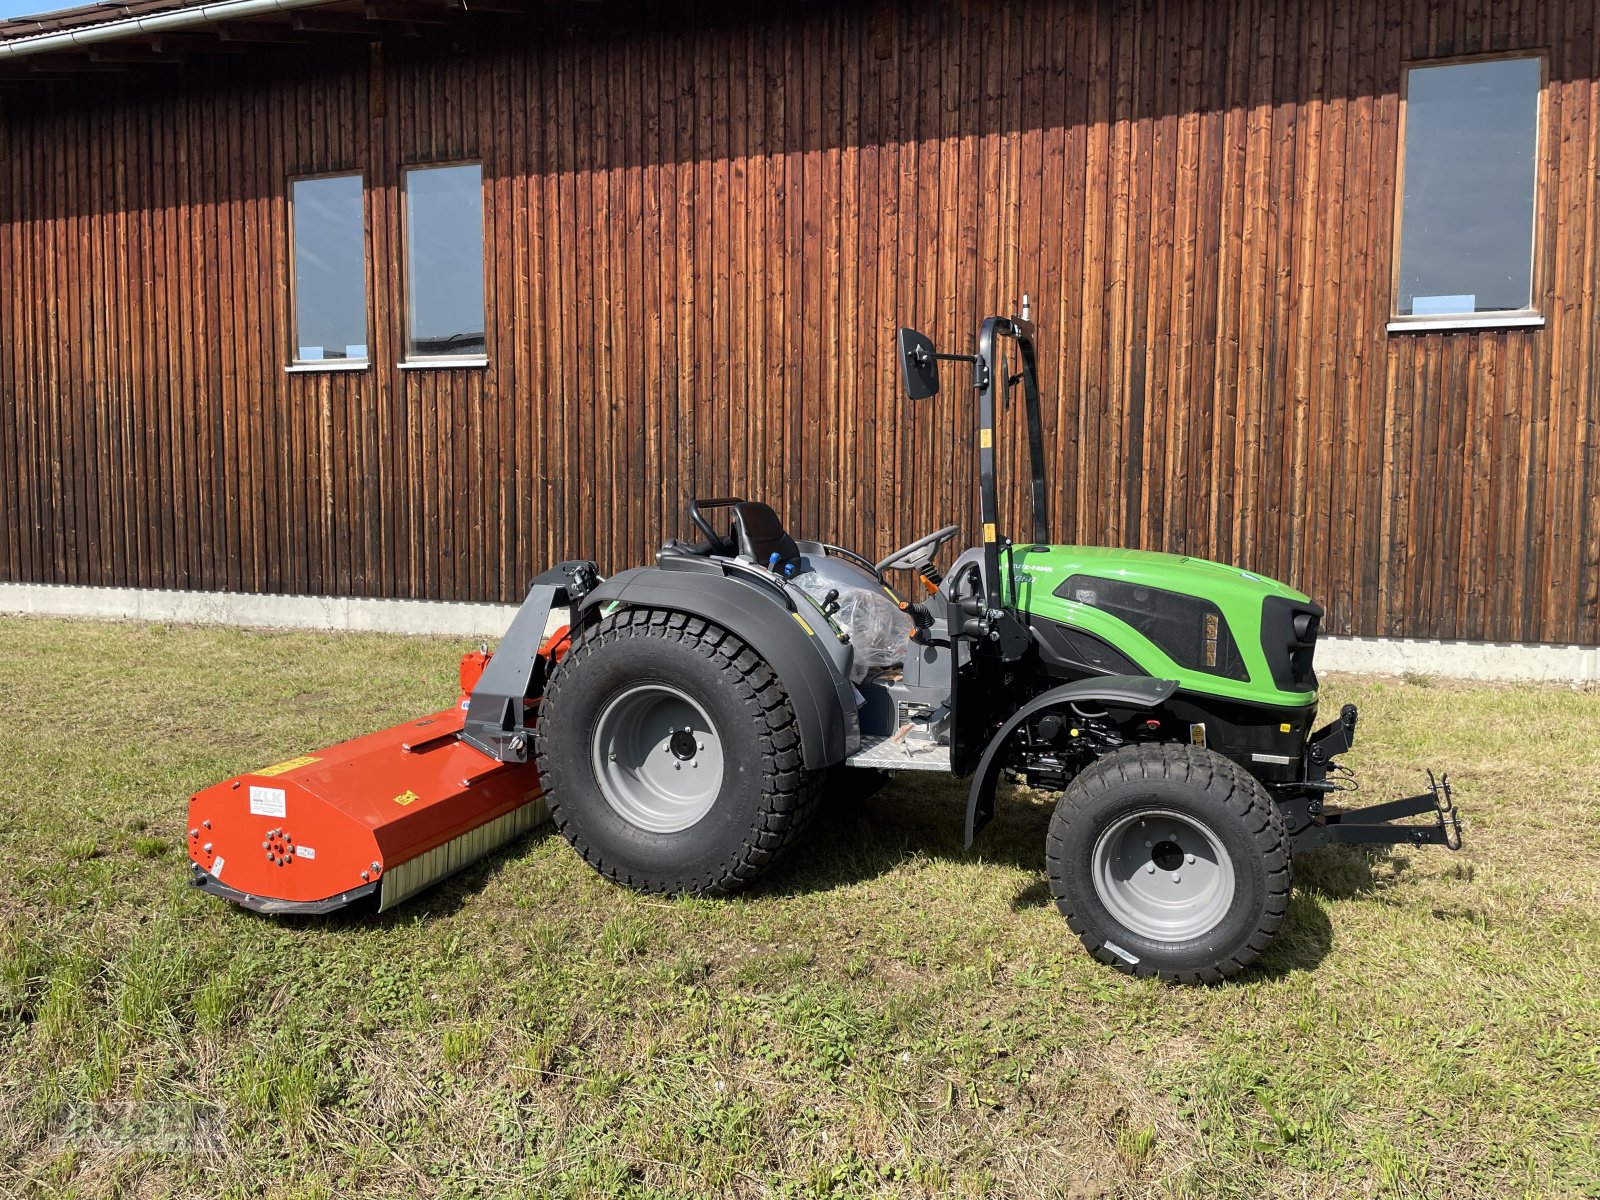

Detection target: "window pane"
[405, 164, 486, 358]
[1396, 57, 1541, 317]
[291, 175, 368, 362]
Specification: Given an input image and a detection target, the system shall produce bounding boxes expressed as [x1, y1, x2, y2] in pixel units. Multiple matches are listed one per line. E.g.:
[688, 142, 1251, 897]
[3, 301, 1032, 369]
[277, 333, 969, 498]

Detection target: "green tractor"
[513, 304, 1461, 983]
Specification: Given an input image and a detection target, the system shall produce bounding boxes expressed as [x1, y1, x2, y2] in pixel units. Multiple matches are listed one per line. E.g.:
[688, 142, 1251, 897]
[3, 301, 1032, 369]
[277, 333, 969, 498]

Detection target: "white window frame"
[1388, 52, 1547, 334]
[399, 161, 489, 368]
[287, 171, 371, 372]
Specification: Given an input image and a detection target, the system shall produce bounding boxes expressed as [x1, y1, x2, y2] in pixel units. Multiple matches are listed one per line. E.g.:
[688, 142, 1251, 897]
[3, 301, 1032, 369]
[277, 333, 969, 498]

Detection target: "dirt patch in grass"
[1, 616, 1597, 1198]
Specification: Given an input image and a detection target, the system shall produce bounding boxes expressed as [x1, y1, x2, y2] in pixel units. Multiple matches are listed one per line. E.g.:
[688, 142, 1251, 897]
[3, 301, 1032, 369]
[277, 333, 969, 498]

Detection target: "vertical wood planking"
[0, 0, 1596, 644]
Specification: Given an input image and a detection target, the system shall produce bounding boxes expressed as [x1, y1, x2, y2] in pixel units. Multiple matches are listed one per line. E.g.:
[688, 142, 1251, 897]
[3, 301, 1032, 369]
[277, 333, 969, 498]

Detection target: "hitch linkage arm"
[1280, 704, 1464, 852]
[1292, 771, 1463, 851]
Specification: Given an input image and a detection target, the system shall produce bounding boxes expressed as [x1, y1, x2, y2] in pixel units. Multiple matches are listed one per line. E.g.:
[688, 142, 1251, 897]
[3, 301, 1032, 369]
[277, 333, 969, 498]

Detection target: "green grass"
[1, 615, 1598, 1199]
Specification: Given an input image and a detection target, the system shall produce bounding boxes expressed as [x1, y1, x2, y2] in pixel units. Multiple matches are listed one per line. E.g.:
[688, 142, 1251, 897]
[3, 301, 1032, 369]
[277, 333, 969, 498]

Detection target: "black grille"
[1260, 596, 1322, 692]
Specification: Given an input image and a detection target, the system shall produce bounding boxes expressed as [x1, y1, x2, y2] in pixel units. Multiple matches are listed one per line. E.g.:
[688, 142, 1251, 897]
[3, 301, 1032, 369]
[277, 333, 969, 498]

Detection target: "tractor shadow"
[231, 778, 1415, 982]
[759, 773, 1416, 981]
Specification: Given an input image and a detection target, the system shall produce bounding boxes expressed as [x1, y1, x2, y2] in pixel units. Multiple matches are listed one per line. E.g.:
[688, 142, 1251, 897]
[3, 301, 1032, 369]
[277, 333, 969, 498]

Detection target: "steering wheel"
[875, 524, 961, 575]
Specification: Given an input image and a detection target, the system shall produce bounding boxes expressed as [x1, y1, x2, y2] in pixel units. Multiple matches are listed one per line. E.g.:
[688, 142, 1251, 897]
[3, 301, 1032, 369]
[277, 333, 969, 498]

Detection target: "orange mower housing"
[187, 605, 578, 914]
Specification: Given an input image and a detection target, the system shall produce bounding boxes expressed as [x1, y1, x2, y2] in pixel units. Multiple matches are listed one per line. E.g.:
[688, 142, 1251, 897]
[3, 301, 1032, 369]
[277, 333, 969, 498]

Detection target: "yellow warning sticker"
[980, 428, 993, 448]
[254, 755, 320, 778]
[791, 613, 815, 637]
[1279, 723, 1291, 733]
[983, 523, 997, 542]
[393, 790, 421, 807]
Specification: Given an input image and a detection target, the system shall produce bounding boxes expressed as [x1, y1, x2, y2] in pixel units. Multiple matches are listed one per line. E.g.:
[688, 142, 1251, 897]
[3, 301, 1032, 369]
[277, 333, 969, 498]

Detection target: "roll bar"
[897, 301, 1050, 612]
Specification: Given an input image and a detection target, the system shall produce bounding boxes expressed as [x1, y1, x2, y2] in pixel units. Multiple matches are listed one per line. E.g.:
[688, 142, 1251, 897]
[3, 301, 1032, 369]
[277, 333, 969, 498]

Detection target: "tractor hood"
[1007, 544, 1322, 709]
[1012, 545, 1313, 607]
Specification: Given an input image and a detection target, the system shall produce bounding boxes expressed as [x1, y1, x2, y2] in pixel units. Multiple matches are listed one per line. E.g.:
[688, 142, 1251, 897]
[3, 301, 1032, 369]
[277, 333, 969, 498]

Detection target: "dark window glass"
[404, 164, 486, 359]
[290, 175, 367, 363]
[1396, 56, 1541, 319]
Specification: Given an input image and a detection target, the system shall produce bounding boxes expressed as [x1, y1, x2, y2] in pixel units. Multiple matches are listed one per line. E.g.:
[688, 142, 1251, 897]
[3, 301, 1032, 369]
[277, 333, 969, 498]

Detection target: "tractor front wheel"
[1046, 743, 1291, 983]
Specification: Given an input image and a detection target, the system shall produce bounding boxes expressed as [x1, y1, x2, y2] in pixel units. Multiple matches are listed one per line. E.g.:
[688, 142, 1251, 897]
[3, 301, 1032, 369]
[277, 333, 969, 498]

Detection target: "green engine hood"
[1006, 545, 1318, 709]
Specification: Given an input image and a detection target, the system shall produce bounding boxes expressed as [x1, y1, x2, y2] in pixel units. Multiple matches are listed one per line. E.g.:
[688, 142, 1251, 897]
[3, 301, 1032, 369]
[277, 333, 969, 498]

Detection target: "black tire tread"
[1046, 742, 1291, 984]
[534, 606, 824, 896]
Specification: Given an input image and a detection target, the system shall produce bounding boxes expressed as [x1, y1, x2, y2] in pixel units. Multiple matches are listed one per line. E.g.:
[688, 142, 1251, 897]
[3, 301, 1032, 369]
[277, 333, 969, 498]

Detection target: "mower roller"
[189, 301, 1462, 982]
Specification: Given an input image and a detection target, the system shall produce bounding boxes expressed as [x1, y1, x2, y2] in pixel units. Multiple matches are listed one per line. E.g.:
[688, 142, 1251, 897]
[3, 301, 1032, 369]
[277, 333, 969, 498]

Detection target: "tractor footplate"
[1291, 771, 1462, 851]
[846, 732, 952, 772]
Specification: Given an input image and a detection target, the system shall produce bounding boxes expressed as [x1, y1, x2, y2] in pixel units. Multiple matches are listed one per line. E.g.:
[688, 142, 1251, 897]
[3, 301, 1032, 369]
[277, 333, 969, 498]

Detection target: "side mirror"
[896, 327, 940, 400]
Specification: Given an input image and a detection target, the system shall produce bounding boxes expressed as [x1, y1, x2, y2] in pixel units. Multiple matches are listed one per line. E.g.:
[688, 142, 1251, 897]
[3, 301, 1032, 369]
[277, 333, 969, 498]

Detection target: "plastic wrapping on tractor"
[186, 652, 548, 914]
[791, 567, 914, 682]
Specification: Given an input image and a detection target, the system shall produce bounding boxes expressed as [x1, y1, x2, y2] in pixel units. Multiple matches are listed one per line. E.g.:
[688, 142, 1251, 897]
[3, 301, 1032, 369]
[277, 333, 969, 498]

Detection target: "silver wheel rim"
[1090, 807, 1236, 943]
[590, 683, 725, 833]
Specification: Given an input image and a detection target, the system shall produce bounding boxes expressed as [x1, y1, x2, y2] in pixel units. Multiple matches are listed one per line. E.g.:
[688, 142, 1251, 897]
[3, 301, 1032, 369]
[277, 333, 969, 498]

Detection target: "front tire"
[1046, 743, 1291, 983]
[534, 607, 823, 896]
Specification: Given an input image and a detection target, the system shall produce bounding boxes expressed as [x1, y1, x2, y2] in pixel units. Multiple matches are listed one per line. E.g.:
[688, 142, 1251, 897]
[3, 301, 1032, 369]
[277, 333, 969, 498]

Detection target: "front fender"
[964, 676, 1178, 846]
[579, 565, 860, 770]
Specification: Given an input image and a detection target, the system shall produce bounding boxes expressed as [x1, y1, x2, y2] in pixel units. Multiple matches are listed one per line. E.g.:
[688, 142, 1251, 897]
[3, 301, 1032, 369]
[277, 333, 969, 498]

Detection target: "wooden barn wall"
[1, 0, 1597, 643]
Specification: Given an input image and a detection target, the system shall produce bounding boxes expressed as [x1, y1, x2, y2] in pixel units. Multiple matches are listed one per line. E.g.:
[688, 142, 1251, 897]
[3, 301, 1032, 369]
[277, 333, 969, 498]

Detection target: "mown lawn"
[0, 616, 1597, 1199]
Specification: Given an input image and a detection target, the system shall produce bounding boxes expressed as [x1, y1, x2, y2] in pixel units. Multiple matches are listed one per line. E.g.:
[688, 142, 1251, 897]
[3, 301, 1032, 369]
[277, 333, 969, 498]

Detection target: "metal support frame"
[460, 560, 598, 763]
[1306, 702, 1358, 779]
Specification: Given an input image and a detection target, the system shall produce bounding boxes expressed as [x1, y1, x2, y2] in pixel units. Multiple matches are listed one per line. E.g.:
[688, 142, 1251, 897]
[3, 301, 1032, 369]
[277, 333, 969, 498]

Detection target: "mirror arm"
[907, 344, 989, 393]
[925, 351, 988, 391]
[914, 348, 979, 367]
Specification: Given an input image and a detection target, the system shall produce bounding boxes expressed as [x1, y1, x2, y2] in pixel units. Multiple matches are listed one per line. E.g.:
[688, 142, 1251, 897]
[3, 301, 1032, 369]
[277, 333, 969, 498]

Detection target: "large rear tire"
[534, 607, 823, 896]
[1046, 743, 1291, 983]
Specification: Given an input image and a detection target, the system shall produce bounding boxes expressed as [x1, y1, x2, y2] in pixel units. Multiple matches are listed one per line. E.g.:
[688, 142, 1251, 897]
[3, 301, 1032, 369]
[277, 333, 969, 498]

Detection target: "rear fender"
[578, 566, 860, 769]
[964, 676, 1178, 846]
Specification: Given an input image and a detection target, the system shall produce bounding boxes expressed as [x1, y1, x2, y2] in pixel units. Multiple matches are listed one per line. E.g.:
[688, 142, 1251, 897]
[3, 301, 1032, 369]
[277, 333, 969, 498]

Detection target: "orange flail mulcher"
[186, 565, 591, 913]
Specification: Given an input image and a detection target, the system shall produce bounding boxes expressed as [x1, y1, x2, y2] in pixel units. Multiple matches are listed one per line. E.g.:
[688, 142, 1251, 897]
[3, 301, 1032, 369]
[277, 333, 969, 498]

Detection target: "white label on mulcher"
[211, 856, 225, 879]
[297, 845, 316, 860]
[1103, 940, 1140, 966]
[249, 786, 287, 818]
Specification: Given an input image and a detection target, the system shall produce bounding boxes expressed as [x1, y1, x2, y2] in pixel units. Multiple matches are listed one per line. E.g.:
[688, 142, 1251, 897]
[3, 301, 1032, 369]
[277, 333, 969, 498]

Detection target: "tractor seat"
[657, 500, 802, 573]
[729, 501, 801, 572]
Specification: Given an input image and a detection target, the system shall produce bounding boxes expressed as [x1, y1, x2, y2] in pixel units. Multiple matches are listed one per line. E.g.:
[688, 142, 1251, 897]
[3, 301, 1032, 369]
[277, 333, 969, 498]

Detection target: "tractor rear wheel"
[1046, 743, 1291, 983]
[535, 607, 823, 896]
